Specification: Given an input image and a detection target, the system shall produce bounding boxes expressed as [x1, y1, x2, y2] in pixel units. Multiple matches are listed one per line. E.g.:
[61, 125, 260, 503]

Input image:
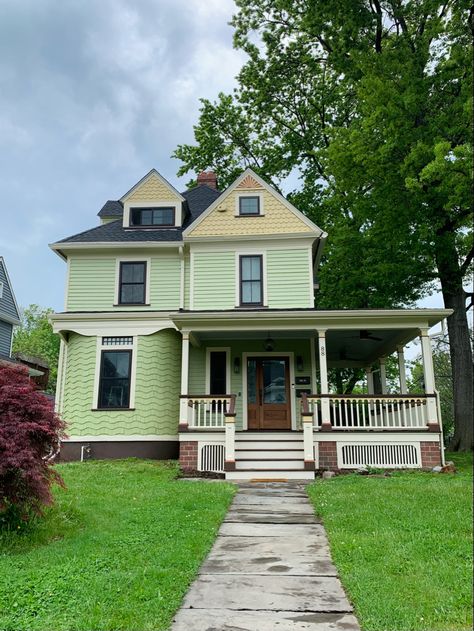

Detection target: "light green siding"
[192, 251, 235, 309]
[267, 249, 312, 308]
[183, 252, 191, 309]
[67, 253, 182, 311]
[188, 338, 314, 430]
[62, 330, 181, 435]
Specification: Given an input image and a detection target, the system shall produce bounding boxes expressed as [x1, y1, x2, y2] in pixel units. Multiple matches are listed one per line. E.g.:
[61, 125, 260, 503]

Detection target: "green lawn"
[307, 452, 473, 631]
[0, 460, 235, 631]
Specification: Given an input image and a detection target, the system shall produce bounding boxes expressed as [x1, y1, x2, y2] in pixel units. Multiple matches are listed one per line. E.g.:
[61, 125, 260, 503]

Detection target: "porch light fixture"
[296, 355, 304, 372]
[264, 335, 274, 352]
[233, 357, 241, 374]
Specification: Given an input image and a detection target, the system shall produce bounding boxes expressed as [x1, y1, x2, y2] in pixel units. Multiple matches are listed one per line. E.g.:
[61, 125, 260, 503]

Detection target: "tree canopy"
[174, 0, 473, 450]
[13, 305, 60, 394]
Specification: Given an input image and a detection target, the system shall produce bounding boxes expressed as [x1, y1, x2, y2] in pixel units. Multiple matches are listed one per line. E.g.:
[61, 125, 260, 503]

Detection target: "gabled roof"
[183, 167, 324, 237]
[120, 168, 185, 202]
[53, 185, 223, 247]
[0, 256, 21, 324]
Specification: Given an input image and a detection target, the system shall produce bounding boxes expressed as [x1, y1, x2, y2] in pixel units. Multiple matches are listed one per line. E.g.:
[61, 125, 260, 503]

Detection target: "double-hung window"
[98, 348, 132, 409]
[119, 262, 146, 305]
[239, 255, 263, 306]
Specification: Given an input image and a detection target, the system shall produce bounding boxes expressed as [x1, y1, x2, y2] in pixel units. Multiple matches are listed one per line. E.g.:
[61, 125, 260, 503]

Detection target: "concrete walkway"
[171, 482, 360, 631]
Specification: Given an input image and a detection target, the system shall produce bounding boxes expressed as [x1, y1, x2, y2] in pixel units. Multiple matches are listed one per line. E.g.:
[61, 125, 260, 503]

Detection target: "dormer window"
[238, 196, 260, 216]
[130, 207, 175, 227]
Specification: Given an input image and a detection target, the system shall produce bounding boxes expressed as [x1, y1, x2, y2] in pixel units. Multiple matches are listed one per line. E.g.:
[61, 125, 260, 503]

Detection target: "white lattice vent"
[338, 442, 421, 469]
[199, 444, 225, 473]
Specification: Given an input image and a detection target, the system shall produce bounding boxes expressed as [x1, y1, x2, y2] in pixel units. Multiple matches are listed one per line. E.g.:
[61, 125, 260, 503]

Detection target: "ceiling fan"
[352, 329, 383, 342]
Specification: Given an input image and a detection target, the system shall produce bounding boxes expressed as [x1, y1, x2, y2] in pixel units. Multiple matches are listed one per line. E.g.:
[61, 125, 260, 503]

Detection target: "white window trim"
[205, 347, 231, 394]
[234, 191, 265, 217]
[92, 336, 137, 410]
[235, 250, 267, 307]
[115, 257, 151, 306]
[242, 351, 296, 430]
[123, 200, 182, 228]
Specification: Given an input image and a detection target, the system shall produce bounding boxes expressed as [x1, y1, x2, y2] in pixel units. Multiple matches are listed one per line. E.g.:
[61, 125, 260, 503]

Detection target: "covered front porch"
[173, 309, 448, 478]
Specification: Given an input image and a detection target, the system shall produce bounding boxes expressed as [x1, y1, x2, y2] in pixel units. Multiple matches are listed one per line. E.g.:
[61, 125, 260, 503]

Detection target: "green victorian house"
[50, 168, 448, 479]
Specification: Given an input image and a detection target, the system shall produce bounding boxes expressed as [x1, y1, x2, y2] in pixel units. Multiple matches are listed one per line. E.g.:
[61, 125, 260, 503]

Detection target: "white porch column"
[379, 358, 388, 394]
[366, 367, 374, 394]
[317, 330, 331, 430]
[397, 346, 408, 394]
[179, 332, 190, 430]
[420, 328, 439, 430]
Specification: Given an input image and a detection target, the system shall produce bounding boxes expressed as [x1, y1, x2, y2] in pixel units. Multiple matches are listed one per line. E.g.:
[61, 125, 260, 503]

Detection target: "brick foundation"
[179, 441, 198, 472]
[420, 441, 442, 468]
[318, 441, 338, 470]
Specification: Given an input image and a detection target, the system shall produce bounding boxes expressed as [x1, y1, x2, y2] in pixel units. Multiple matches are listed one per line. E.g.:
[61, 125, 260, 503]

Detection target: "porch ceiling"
[193, 327, 419, 367]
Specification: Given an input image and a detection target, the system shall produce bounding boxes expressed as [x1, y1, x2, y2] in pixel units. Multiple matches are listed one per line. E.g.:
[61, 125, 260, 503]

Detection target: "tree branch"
[460, 244, 474, 276]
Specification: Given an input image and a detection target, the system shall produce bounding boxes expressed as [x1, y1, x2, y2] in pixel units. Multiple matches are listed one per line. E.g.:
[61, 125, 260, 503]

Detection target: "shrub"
[0, 364, 66, 528]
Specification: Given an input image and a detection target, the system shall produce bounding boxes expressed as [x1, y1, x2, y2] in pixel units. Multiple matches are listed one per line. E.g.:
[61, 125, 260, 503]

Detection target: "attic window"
[238, 196, 260, 216]
[130, 207, 175, 227]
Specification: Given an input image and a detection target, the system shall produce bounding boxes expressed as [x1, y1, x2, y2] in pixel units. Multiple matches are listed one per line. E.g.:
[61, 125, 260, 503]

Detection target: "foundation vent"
[339, 443, 421, 469]
[199, 444, 225, 473]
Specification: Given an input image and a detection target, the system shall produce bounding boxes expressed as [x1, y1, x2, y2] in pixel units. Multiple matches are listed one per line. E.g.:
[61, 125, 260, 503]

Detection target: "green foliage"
[13, 305, 60, 393]
[0, 460, 236, 630]
[307, 451, 473, 631]
[409, 337, 455, 440]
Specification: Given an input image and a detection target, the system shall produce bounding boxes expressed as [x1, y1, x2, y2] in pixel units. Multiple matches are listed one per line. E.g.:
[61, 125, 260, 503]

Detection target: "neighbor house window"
[238, 196, 260, 216]
[119, 262, 146, 305]
[98, 350, 132, 409]
[130, 207, 175, 226]
[240, 255, 263, 306]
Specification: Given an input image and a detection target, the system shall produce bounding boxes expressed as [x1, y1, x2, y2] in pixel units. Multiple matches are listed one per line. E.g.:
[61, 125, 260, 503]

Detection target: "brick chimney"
[197, 171, 218, 189]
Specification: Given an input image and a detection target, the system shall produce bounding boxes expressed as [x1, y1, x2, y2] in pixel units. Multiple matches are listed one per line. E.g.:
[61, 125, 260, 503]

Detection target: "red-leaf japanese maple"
[0, 363, 66, 525]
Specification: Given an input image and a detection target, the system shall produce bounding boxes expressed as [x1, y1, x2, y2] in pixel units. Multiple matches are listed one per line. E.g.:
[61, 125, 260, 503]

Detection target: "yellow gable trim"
[125, 172, 183, 203]
[236, 175, 263, 189]
[187, 188, 314, 237]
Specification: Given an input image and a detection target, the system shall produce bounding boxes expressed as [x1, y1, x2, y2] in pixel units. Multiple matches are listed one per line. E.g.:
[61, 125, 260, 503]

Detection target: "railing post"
[318, 330, 332, 430]
[179, 332, 190, 431]
[420, 328, 440, 431]
[301, 393, 315, 470]
[224, 395, 236, 471]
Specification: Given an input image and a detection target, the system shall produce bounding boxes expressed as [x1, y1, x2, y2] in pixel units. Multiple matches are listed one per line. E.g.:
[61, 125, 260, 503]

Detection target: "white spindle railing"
[184, 395, 233, 429]
[307, 395, 433, 430]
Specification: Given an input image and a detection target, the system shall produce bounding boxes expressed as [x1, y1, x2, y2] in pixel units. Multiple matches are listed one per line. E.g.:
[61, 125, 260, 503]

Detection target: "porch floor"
[171, 482, 360, 630]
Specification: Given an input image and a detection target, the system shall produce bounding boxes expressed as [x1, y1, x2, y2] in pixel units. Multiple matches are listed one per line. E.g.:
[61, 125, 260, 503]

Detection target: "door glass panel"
[247, 359, 257, 404]
[262, 360, 286, 403]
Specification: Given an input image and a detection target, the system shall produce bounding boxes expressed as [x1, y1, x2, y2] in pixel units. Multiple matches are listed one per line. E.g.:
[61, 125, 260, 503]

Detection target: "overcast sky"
[0, 0, 446, 342]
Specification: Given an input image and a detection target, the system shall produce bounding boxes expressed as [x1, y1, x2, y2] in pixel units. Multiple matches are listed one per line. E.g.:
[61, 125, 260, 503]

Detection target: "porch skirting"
[179, 431, 442, 477]
[60, 438, 179, 462]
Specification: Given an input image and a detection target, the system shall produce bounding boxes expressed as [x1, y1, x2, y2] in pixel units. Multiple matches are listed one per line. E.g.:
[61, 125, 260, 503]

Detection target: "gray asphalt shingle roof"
[57, 184, 221, 245]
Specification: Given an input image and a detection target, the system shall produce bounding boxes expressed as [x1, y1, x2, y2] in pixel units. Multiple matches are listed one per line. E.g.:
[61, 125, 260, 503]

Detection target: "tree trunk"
[436, 233, 473, 451]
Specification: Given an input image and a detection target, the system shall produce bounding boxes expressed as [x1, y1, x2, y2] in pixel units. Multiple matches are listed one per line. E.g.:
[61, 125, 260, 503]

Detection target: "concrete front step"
[236, 449, 304, 459]
[236, 432, 303, 441]
[236, 460, 305, 470]
[226, 470, 315, 481]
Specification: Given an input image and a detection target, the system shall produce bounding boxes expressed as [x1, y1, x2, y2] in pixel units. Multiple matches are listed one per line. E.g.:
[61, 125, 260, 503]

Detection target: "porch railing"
[305, 394, 434, 430]
[182, 395, 235, 429]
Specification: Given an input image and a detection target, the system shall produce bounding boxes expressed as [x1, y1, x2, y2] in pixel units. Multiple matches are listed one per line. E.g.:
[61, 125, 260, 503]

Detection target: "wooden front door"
[247, 357, 291, 430]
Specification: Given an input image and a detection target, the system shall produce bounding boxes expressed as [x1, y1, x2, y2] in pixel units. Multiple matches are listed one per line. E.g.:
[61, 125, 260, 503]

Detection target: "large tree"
[13, 305, 60, 393]
[174, 0, 473, 450]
